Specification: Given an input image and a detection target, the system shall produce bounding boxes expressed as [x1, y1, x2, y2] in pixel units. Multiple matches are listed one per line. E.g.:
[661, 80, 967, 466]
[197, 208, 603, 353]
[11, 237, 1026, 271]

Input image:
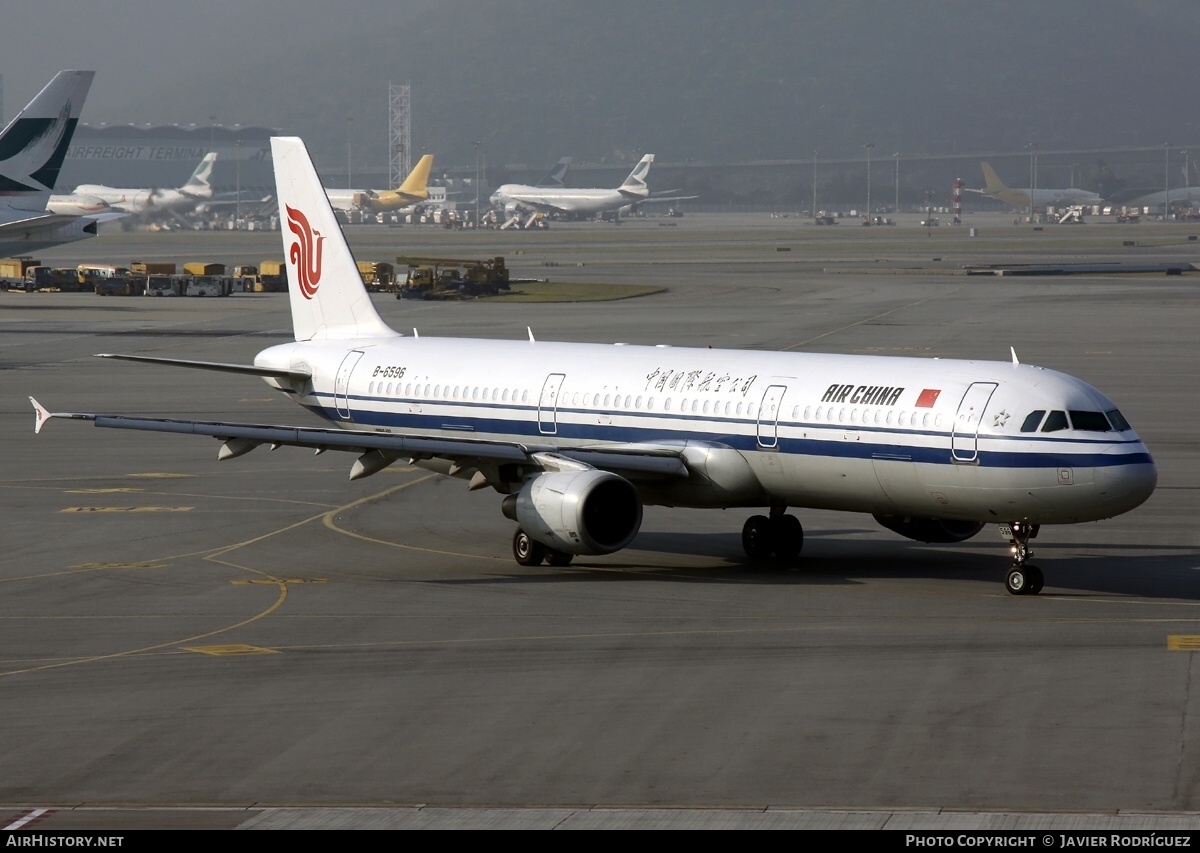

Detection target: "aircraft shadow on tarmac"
[454, 529, 1200, 600]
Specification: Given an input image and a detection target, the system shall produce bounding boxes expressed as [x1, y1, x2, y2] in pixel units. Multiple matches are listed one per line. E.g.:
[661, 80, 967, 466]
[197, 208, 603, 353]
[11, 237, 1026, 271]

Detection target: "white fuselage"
[490, 185, 643, 216]
[46, 193, 111, 215]
[254, 336, 1156, 526]
[66, 184, 208, 215]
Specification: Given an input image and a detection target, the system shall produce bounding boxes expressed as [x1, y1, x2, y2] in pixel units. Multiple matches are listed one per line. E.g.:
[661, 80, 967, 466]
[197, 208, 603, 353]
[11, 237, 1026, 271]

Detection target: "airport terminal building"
[60, 124, 276, 197]
[59, 123, 1197, 216]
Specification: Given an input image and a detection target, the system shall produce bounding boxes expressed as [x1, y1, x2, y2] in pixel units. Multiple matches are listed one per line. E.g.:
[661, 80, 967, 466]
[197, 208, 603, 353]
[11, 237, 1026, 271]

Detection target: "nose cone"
[1094, 443, 1157, 516]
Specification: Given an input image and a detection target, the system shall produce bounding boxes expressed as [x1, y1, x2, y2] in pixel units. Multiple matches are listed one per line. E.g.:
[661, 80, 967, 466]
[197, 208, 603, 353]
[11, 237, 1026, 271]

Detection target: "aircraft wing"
[0, 211, 83, 230]
[632, 194, 699, 205]
[30, 399, 689, 481]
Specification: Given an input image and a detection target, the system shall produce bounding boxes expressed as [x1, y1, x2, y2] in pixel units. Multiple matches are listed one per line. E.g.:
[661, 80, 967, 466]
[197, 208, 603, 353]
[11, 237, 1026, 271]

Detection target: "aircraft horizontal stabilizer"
[95, 353, 312, 382]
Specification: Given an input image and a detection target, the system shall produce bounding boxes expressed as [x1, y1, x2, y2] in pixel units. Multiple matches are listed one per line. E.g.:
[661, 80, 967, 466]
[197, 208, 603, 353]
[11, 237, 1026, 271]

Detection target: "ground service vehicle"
[185, 275, 232, 297]
[0, 258, 41, 290]
[145, 275, 184, 297]
[395, 255, 510, 299]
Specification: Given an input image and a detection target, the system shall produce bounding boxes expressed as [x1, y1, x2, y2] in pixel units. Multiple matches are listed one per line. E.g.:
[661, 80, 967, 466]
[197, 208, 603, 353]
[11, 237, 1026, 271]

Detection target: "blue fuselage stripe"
[291, 392, 1151, 470]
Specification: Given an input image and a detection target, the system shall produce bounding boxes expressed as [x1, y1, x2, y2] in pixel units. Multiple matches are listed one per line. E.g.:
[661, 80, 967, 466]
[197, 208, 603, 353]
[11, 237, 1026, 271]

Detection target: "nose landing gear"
[1003, 522, 1043, 595]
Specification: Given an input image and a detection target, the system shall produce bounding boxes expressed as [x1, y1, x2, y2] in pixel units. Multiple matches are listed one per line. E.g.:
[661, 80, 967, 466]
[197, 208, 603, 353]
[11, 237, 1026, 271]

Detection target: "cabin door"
[756, 385, 787, 448]
[951, 382, 997, 462]
[334, 350, 364, 420]
[538, 373, 566, 435]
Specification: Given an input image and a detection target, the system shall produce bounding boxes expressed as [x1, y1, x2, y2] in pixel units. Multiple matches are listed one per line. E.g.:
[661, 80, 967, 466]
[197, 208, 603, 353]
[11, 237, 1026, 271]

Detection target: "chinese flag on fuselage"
[915, 389, 942, 408]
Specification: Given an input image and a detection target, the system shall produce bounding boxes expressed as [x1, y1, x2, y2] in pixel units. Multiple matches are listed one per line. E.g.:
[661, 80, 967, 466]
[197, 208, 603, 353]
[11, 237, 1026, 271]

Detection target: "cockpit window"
[1106, 409, 1131, 432]
[1020, 411, 1046, 433]
[1069, 410, 1113, 432]
[1041, 410, 1069, 432]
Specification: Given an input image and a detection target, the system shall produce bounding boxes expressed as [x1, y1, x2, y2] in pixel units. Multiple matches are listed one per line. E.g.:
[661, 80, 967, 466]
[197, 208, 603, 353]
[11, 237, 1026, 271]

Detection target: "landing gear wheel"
[772, 515, 804, 561]
[512, 528, 546, 566]
[742, 515, 774, 560]
[1025, 565, 1044, 595]
[546, 549, 574, 567]
[1005, 567, 1029, 596]
[1006, 565, 1044, 596]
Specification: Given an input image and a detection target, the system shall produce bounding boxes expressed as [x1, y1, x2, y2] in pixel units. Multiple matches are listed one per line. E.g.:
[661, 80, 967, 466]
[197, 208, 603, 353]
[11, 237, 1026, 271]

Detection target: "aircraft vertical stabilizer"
[183, 152, 218, 193]
[0, 70, 94, 215]
[618, 154, 654, 195]
[396, 153, 434, 199]
[271, 137, 399, 342]
[980, 162, 1010, 193]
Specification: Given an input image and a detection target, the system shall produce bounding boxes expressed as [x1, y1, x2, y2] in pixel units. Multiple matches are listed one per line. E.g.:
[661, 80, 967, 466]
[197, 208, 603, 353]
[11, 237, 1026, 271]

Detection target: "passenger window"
[1069, 410, 1112, 432]
[1020, 411, 1045, 432]
[1041, 410, 1069, 432]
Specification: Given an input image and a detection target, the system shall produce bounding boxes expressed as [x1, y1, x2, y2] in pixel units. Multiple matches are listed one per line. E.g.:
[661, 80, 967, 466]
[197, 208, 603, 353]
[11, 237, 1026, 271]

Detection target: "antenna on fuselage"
[527, 326, 536, 343]
[1011, 346, 1020, 365]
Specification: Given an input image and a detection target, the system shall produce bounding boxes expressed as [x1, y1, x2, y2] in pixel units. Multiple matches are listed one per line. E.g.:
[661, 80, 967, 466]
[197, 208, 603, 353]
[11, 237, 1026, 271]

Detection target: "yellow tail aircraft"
[972, 162, 1102, 209]
[325, 153, 434, 213]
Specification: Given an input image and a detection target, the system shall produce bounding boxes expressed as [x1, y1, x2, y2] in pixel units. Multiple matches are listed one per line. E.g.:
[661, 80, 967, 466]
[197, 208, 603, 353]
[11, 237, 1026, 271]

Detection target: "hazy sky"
[1, 1, 410, 119]
[7, 1, 1200, 178]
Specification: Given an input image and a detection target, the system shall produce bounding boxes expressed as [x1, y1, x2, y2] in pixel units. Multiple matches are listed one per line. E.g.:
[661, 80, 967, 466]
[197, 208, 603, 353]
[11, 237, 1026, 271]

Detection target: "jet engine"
[873, 514, 986, 544]
[502, 470, 642, 555]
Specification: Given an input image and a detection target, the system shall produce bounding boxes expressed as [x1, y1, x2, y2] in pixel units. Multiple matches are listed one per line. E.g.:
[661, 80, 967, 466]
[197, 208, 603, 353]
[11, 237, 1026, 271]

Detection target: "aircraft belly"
[754, 450, 893, 514]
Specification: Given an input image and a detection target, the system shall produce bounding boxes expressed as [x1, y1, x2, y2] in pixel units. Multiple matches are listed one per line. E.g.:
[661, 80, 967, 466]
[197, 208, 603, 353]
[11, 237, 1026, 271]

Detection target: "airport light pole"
[235, 139, 241, 227]
[346, 117, 353, 188]
[1164, 142, 1171, 218]
[209, 115, 216, 154]
[812, 150, 818, 217]
[473, 140, 482, 228]
[893, 152, 900, 215]
[863, 142, 875, 221]
[1027, 142, 1038, 222]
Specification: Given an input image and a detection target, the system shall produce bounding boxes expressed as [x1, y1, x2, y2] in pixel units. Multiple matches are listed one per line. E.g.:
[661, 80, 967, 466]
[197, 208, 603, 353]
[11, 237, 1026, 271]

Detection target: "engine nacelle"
[873, 514, 987, 544]
[502, 470, 642, 555]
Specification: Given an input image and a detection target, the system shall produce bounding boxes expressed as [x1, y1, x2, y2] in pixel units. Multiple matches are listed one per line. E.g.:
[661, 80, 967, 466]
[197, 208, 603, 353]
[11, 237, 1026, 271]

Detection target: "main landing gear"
[512, 528, 574, 567]
[1004, 521, 1043, 595]
[742, 505, 804, 562]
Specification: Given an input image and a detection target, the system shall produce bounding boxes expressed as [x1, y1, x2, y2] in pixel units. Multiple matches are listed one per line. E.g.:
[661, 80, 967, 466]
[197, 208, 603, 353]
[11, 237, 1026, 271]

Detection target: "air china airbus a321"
[31, 137, 1157, 595]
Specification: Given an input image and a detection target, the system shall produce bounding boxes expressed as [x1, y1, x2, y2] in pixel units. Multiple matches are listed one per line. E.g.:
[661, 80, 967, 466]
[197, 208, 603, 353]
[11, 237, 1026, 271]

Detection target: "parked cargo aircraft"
[490, 154, 655, 217]
[31, 137, 1157, 595]
[0, 69, 116, 256]
[1120, 187, 1200, 212]
[324, 154, 434, 214]
[50, 152, 217, 218]
[969, 162, 1103, 209]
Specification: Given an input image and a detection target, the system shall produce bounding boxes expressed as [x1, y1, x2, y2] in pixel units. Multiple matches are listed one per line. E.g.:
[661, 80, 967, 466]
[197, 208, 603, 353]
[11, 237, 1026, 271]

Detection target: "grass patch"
[487, 281, 666, 302]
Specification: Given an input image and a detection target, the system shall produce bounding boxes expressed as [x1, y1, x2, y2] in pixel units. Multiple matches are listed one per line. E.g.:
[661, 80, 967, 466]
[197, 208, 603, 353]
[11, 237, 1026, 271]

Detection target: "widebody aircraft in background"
[490, 154, 655, 218]
[969, 162, 1103, 209]
[324, 154, 434, 214]
[32, 137, 1157, 596]
[0, 69, 117, 256]
[51, 152, 217, 217]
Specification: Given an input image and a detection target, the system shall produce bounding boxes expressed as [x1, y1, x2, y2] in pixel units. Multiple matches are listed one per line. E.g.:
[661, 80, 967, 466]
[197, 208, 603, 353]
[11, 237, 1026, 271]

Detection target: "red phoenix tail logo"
[285, 204, 324, 300]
